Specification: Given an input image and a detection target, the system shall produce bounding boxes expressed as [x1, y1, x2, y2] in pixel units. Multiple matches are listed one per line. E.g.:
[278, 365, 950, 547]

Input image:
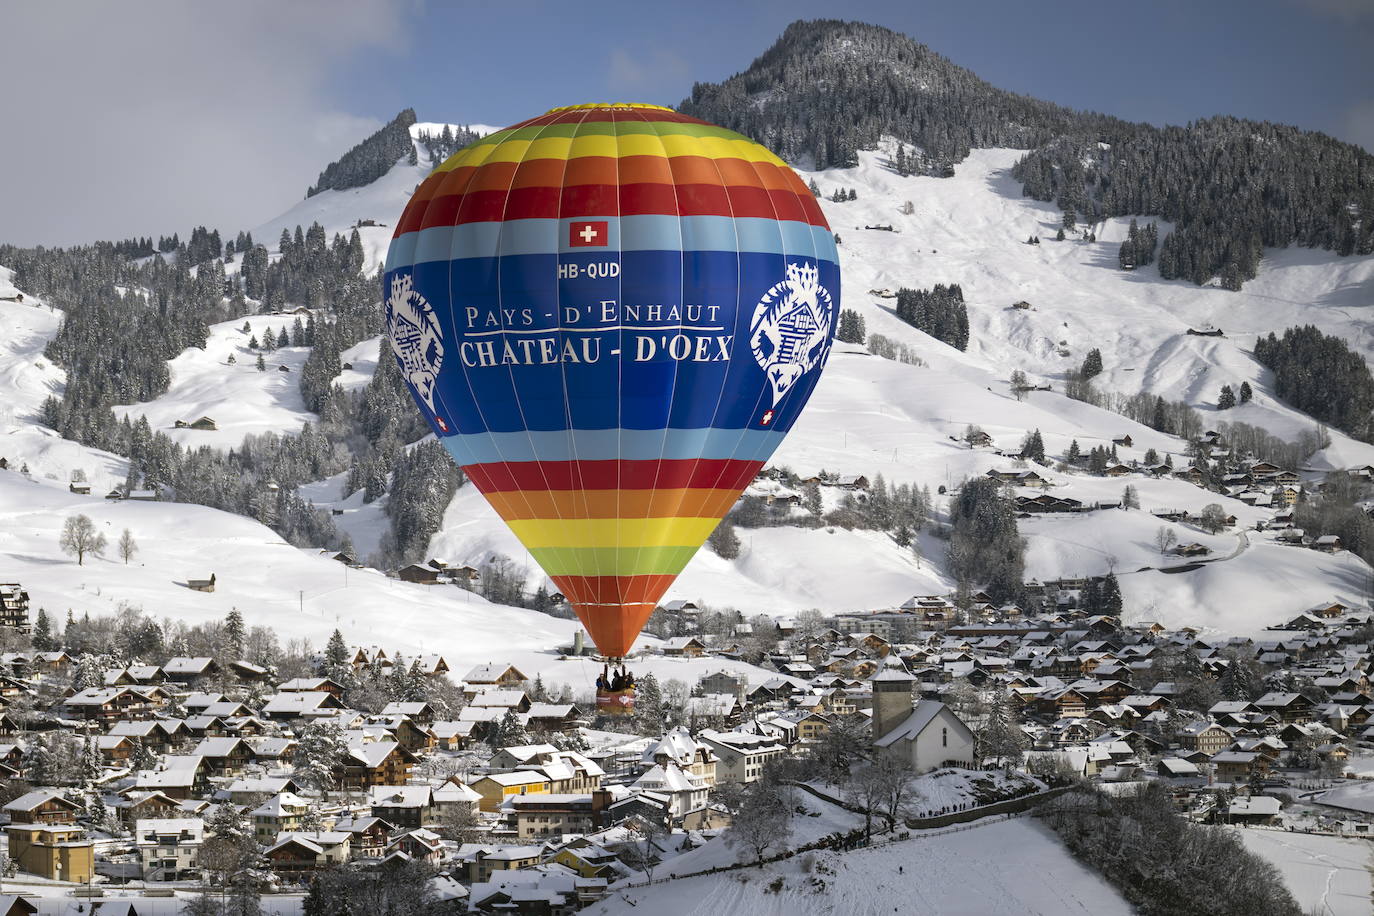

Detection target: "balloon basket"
[596, 687, 636, 716]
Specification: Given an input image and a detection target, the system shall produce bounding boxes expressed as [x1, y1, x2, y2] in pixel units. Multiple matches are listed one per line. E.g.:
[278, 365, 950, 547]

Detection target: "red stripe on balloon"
[462, 458, 763, 493]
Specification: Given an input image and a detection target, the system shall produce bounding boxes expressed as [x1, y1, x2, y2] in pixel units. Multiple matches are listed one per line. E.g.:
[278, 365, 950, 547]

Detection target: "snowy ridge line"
[618, 785, 1071, 890]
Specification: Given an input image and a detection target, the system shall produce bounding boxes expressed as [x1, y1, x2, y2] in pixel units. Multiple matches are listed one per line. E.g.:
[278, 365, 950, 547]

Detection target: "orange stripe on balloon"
[481, 488, 740, 521]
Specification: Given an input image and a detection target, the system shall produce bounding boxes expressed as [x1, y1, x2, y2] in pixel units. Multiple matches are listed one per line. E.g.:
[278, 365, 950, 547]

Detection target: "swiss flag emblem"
[569, 220, 608, 247]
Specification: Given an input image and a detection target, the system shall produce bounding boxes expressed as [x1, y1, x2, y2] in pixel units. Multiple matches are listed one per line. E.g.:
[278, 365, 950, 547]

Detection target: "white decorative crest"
[748, 261, 835, 406]
[386, 273, 445, 413]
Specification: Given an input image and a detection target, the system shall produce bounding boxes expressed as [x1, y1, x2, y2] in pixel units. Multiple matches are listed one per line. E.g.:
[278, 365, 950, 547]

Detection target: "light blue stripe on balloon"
[440, 426, 784, 464]
[386, 217, 839, 269]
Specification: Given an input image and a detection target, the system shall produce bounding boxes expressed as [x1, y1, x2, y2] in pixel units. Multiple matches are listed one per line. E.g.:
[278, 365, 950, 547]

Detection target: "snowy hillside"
[0, 278, 129, 495]
[252, 122, 498, 274]
[4, 131, 1374, 638]
[0, 466, 780, 695]
[586, 794, 1132, 916]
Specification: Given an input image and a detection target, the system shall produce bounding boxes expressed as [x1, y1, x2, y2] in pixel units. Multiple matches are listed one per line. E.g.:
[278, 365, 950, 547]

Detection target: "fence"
[619, 783, 1069, 890]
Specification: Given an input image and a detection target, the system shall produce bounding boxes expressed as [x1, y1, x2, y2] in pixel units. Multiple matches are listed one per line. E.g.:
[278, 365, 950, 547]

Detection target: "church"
[870, 659, 976, 771]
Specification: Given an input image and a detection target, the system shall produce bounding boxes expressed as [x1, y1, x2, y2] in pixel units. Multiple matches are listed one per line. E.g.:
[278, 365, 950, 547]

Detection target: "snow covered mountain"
[3, 40, 1373, 663]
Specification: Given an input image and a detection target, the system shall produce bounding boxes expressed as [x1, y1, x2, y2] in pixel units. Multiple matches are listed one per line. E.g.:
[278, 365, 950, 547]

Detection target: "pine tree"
[493, 708, 529, 747]
[1239, 381, 1253, 403]
[256, 353, 266, 372]
[224, 609, 246, 662]
[708, 519, 741, 559]
[1218, 384, 1237, 410]
[1080, 348, 1103, 380]
[323, 629, 350, 678]
[1067, 439, 1081, 464]
[32, 609, 55, 651]
[634, 673, 665, 736]
[1099, 572, 1123, 615]
[1020, 429, 1046, 464]
[836, 308, 867, 344]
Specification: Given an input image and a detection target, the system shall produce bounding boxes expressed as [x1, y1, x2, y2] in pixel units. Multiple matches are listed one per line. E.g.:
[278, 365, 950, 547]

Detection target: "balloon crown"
[544, 103, 674, 114]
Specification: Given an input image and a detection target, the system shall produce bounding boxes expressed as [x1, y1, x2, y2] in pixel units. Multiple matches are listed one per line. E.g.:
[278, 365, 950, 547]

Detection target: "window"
[942, 727, 947, 747]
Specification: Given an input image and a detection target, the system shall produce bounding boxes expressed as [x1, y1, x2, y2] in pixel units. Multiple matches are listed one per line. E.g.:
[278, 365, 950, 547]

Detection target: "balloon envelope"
[384, 103, 840, 657]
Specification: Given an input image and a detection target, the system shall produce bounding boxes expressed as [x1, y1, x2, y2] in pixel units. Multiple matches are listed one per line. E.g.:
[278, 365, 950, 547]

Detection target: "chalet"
[68, 481, 91, 495]
[471, 771, 552, 812]
[1314, 535, 1343, 553]
[1112, 435, 1133, 448]
[1177, 721, 1232, 756]
[279, 676, 347, 696]
[1212, 750, 1268, 782]
[164, 657, 220, 682]
[661, 636, 707, 658]
[115, 791, 183, 827]
[1256, 692, 1315, 723]
[1229, 795, 1281, 825]
[262, 691, 344, 719]
[463, 664, 528, 688]
[264, 832, 351, 877]
[0, 585, 30, 631]
[64, 686, 167, 721]
[185, 575, 216, 593]
[340, 741, 418, 791]
[190, 737, 252, 776]
[251, 793, 311, 842]
[3, 790, 81, 825]
[1103, 464, 1134, 478]
[398, 564, 443, 585]
[336, 815, 394, 858]
[836, 474, 870, 491]
[986, 469, 1048, 488]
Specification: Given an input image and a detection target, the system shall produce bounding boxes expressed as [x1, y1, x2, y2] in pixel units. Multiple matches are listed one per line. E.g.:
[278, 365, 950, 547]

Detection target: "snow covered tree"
[1122, 484, 1140, 509]
[633, 674, 665, 735]
[727, 779, 793, 861]
[1020, 429, 1045, 464]
[1098, 572, 1123, 615]
[492, 708, 529, 748]
[1239, 381, 1253, 403]
[223, 609, 246, 662]
[60, 515, 106, 565]
[1197, 503, 1229, 533]
[836, 308, 867, 344]
[323, 629, 350, 679]
[32, 609, 56, 652]
[118, 528, 137, 564]
[1080, 348, 1103, 380]
[707, 518, 741, 559]
[1067, 439, 1081, 464]
[292, 721, 348, 798]
[978, 692, 1028, 768]
[1218, 384, 1237, 410]
[255, 354, 265, 372]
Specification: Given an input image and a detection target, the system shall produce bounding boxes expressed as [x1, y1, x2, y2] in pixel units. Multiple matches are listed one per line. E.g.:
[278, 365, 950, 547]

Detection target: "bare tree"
[1154, 526, 1177, 556]
[60, 515, 106, 565]
[118, 528, 138, 565]
[626, 814, 670, 880]
[1198, 503, 1229, 534]
[875, 754, 919, 828]
[726, 781, 793, 862]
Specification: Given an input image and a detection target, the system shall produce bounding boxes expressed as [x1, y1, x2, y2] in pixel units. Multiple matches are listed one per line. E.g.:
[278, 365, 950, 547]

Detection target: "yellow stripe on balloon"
[507, 516, 722, 550]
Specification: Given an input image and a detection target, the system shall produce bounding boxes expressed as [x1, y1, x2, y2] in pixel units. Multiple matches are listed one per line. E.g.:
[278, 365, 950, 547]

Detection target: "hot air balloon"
[384, 103, 840, 712]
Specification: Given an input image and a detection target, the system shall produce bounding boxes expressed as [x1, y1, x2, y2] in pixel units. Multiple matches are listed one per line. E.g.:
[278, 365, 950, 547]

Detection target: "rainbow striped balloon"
[384, 103, 839, 657]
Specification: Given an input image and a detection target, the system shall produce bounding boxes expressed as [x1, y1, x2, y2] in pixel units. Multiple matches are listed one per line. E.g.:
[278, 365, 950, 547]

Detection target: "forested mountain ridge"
[680, 19, 1374, 288]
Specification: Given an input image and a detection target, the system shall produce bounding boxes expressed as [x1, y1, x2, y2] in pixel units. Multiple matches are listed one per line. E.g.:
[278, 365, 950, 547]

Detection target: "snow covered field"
[1237, 828, 1373, 916]
[587, 797, 1132, 916]
[112, 314, 316, 448]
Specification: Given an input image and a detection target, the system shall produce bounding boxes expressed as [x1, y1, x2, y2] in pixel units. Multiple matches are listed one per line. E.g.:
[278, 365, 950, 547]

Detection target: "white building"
[697, 729, 788, 783]
[870, 660, 975, 772]
[136, 818, 204, 881]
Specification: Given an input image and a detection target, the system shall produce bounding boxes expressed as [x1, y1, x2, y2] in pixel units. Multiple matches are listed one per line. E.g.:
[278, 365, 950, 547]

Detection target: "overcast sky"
[3, 0, 1372, 246]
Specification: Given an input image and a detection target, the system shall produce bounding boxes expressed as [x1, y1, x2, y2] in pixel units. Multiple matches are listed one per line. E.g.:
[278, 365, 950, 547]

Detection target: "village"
[0, 522, 1369, 916]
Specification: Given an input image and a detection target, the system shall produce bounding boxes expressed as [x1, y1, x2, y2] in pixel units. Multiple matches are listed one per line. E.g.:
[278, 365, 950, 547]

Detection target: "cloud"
[1342, 100, 1374, 153]
[0, 1, 406, 246]
[606, 47, 691, 103]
